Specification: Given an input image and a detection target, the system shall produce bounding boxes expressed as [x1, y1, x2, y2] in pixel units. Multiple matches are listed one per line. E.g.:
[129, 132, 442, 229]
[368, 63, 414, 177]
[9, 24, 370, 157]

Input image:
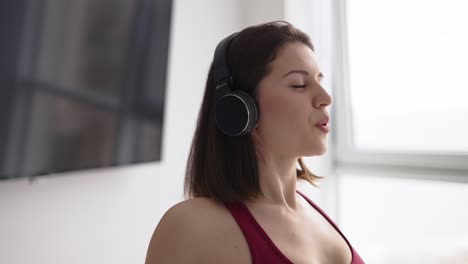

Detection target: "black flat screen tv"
[0, 0, 172, 179]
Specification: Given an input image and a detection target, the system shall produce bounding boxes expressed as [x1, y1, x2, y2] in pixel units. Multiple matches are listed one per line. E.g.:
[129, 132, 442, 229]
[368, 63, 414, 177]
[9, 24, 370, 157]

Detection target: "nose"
[313, 84, 333, 109]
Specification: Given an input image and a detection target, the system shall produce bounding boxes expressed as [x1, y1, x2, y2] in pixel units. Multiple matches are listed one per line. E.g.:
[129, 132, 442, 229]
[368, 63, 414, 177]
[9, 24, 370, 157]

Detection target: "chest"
[206, 202, 353, 264]
[245, 202, 353, 264]
[262, 215, 352, 263]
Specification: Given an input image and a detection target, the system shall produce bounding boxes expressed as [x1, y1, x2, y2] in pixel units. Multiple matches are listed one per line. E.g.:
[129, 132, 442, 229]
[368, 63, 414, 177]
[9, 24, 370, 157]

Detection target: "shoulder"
[162, 197, 230, 229]
[176, 196, 228, 215]
[145, 197, 249, 264]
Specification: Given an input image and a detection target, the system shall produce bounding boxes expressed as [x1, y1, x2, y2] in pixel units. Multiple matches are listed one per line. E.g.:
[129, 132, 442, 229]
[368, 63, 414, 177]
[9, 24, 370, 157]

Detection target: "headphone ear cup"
[215, 90, 258, 136]
[233, 90, 258, 132]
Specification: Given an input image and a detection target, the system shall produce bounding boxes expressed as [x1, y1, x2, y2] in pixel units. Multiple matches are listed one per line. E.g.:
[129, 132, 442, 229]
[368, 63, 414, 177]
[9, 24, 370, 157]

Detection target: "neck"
[254, 153, 300, 210]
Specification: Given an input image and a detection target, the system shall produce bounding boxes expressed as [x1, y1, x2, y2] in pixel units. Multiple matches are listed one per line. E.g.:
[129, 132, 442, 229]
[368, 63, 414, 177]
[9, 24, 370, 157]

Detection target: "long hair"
[184, 21, 323, 203]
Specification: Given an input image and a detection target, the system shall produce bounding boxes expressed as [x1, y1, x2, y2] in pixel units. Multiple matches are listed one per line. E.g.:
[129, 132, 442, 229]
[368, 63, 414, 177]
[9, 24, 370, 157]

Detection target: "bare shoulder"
[145, 197, 251, 264]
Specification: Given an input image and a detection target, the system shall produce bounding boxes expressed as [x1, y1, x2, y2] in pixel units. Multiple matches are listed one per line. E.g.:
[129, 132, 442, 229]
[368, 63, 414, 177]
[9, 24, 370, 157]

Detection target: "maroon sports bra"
[224, 190, 365, 263]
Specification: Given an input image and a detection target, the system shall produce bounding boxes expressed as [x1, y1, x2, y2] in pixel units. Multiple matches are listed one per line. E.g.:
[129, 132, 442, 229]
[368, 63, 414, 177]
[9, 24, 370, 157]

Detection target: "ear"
[250, 126, 260, 140]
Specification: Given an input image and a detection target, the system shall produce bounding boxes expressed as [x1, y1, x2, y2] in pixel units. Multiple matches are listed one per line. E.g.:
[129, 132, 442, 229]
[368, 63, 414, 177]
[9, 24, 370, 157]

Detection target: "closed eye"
[292, 85, 307, 88]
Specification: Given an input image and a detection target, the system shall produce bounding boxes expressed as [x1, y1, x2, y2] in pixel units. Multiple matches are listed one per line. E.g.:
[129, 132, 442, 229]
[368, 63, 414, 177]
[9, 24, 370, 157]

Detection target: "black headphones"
[213, 33, 259, 136]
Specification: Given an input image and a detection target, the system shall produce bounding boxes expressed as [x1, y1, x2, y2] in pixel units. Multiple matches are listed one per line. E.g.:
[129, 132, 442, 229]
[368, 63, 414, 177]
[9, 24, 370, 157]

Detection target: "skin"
[145, 42, 351, 264]
[249, 41, 332, 210]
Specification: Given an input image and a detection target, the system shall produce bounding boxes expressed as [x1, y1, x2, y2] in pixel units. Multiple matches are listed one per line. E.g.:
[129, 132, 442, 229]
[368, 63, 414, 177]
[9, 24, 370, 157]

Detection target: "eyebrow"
[282, 69, 324, 79]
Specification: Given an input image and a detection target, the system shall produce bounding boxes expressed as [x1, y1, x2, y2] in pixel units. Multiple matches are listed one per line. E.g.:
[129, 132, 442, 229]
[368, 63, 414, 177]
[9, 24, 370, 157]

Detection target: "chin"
[297, 136, 328, 156]
[317, 147, 328, 156]
[302, 145, 327, 157]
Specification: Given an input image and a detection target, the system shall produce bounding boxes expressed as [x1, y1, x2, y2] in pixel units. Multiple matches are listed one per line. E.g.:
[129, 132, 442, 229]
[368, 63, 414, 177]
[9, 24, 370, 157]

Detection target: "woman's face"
[252, 41, 333, 158]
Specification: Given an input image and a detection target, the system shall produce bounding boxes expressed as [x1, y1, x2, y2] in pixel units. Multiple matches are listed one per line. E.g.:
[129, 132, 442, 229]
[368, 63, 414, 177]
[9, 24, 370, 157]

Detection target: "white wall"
[0, 1, 333, 263]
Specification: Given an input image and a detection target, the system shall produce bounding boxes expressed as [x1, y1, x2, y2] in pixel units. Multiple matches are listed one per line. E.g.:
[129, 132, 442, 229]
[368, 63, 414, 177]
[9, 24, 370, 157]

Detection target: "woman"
[145, 21, 365, 264]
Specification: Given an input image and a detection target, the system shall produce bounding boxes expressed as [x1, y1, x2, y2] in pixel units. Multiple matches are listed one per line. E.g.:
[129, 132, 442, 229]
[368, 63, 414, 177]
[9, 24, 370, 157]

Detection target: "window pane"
[338, 173, 468, 264]
[346, 0, 468, 154]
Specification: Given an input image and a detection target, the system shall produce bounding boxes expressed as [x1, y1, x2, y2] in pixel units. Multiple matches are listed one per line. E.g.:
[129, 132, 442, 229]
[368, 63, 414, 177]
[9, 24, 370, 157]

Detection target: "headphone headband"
[213, 33, 238, 89]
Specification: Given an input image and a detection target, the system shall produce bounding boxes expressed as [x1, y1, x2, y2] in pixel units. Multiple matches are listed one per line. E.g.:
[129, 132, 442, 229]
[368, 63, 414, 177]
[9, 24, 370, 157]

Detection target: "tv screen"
[0, 0, 172, 179]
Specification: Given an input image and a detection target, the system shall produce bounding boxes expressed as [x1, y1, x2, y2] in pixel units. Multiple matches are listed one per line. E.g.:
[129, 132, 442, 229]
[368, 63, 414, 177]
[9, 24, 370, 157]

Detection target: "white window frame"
[332, 0, 468, 181]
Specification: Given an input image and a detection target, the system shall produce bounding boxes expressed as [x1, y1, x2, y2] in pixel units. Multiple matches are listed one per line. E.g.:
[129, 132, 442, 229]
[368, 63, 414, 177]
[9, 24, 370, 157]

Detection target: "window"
[331, 0, 468, 262]
[346, 0, 468, 154]
[338, 171, 468, 264]
[334, 0, 468, 170]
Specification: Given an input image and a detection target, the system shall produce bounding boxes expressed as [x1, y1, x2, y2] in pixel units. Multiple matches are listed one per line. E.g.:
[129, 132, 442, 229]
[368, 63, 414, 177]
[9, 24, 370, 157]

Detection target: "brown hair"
[184, 21, 323, 203]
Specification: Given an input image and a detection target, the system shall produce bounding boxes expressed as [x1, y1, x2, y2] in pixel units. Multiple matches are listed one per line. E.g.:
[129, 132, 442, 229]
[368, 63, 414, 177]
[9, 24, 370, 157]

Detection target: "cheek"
[259, 93, 304, 129]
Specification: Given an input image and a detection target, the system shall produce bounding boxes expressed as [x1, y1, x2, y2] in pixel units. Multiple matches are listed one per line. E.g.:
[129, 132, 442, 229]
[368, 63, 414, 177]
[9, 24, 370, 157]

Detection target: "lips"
[315, 116, 329, 126]
[314, 116, 330, 133]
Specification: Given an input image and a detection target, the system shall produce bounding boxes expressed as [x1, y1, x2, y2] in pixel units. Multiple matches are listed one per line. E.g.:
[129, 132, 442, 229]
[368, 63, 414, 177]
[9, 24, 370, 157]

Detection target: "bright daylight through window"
[346, 0, 468, 154]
